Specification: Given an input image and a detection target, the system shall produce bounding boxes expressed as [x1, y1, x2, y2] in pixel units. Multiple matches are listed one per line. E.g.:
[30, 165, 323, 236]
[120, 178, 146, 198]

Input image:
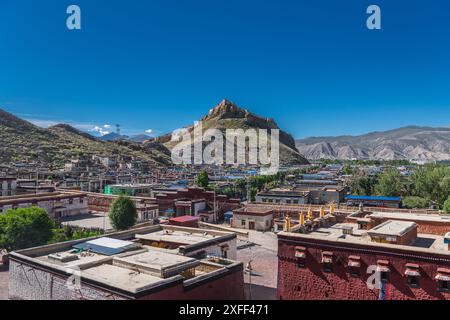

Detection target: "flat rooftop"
[368, 220, 417, 237]
[108, 184, 154, 189]
[136, 229, 224, 246]
[11, 225, 242, 297]
[280, 222, 450, 255]
[369, 211, 450, 224]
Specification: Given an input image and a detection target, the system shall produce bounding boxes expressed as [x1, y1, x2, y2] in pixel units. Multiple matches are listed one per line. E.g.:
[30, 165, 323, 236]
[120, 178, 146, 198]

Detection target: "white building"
[0, 192, 88, 219]
[0, 178, 17, 197]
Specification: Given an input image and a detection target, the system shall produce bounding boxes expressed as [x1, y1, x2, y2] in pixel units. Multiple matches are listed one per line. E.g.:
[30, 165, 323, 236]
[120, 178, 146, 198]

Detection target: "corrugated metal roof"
[345, 195, 401, 202]
[169, 215, 199, 223]
[73, 237, 137, 256]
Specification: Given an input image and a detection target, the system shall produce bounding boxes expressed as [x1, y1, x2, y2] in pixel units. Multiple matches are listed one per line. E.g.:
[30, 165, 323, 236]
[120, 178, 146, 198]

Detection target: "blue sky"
[1, 0, 449, 138]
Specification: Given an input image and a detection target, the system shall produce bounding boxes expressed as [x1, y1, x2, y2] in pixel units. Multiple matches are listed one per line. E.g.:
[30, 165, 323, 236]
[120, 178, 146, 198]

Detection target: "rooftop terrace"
[280, 221, 450, 256]
[10, 225, 241, 297]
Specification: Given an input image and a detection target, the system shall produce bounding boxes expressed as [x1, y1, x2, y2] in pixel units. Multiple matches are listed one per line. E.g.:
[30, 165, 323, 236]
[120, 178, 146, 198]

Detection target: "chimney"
[445, 232, 450, 251]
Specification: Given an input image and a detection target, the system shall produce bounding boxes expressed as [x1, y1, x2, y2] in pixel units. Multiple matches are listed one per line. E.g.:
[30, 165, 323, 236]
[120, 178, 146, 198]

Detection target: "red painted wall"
[277, 235, 450, 300]
[139, 270, 245, 300]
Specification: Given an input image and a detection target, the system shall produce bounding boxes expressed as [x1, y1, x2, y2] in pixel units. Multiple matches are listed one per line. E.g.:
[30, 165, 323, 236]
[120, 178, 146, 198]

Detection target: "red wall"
[277, 236, 450, 300]
[139, 270, 245, 300]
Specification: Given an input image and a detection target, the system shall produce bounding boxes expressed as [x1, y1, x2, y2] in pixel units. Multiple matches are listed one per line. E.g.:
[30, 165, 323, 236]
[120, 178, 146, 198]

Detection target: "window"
[323, 263, 333, 273]
[275, 199, 281, 203]
[408, 276, 420, 288]
[348, 256, 361, 277]
[377, 260, 390, 283]
[69, 199, 73, 205]
[380, 271, 390, 283]
[405, 264, 420, 288]
[80, 198, 84, 204]
[297, 259, 306, 268]
[349, 267, 360, 277]
[293, 200, 298, 204]
[322, 251, 333, 273]
[295, 247, 306, 268]
[241, 220, 246, 226]
[286, 200, 291, 204]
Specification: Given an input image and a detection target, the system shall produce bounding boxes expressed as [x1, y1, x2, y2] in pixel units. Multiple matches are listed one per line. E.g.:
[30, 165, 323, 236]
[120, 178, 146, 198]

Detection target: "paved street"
[237, 230, 278, 300]
[61, 212, 112, 230]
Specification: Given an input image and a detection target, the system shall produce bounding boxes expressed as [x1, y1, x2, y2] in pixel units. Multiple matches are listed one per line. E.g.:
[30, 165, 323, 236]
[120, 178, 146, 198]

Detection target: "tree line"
[349, 164, 450, 212]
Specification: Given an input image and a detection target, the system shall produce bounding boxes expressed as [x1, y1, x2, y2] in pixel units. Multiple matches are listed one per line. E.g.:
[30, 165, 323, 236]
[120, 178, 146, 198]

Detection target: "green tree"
[402, 196, 430, 209]
[444, 196, 450, 214]
[196, 170, 209, 189]
[409, 165, 450, 208]
[342, 164, 354, 175]
[349, 176, 378, 196]
[0, 207, 54, 251]
[109, 196, 137, 231]
[249, 187, 258, 202]
[374, 169, 403, 197]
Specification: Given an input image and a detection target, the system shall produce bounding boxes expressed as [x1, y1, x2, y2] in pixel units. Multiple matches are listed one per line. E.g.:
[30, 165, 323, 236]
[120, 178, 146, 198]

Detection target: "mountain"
[0, 108, 171, 167]
[129, 134, 152, 143]
[99, 133, 151, 143]
[296, 126, 450, 161]
[99, 132, 130, 141]
[156, 99, 309, 165]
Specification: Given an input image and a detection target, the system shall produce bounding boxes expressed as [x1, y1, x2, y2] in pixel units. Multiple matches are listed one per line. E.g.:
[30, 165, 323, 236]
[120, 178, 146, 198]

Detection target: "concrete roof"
[369, 211, 450, 224]
[10, 225, 242, 297]
[82, 264, 171, 292]
[278, 222, 450, 256]
[136, 229, 221, 246]
[114, 250, 199, 278]
[368, 220, 417, 237]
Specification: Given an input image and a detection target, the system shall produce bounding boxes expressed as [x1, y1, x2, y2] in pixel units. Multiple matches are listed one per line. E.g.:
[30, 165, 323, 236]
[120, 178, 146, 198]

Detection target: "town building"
[277, 213, 450, 300]
[8, 225, 243, 300]
[346, 210, 450, 236]
[169, 215, 200, 228]
[256, 186, 346, 206]
[155, 187, 241, 223]
[0, 177, 17, 197]
[104, 184, 154, 197]
[0, 191, 88, 218]
[256, 188, 309, 205]
[345, 195, 402, 208]
[232, 206, 274, 231]
[87, 193, 159, 223]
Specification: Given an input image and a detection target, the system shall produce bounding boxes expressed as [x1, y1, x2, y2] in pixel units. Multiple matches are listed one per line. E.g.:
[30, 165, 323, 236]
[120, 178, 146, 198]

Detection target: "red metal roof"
[169, 215, 199, 223]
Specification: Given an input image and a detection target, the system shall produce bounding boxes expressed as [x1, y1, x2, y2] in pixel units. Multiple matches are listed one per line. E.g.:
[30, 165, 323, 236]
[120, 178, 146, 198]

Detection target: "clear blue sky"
[1, 0, 449, 138]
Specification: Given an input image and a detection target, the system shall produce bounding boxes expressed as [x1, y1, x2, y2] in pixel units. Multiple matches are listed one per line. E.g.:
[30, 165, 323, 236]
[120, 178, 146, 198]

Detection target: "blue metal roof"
[345, 195, 401, 202]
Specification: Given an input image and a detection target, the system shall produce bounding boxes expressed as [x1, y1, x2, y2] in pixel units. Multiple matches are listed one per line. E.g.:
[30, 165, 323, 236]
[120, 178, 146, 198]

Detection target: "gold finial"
[284, 214, 292, 232]
[307, 207, 313, 221]
[300, 212, 305, 226]
[329, 203, 335, 216]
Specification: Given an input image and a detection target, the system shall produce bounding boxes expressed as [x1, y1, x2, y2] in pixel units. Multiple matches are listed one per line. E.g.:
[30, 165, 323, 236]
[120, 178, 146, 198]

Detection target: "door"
[249, 221, 255, 230]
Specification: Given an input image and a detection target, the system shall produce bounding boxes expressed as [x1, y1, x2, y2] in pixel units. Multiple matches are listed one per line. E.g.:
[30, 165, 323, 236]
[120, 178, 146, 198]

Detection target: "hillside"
[296, 126, 450, 160]
[0, 108, 171, 167]
[157, 99, 309, 165]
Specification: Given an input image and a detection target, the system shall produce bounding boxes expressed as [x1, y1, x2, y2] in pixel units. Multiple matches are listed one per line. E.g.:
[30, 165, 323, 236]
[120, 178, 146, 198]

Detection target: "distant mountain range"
[156, 99, 309, 165]
[0, 108, 171, 168]
[99, 133, 152, 143]
[296, 126, 450, 161]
